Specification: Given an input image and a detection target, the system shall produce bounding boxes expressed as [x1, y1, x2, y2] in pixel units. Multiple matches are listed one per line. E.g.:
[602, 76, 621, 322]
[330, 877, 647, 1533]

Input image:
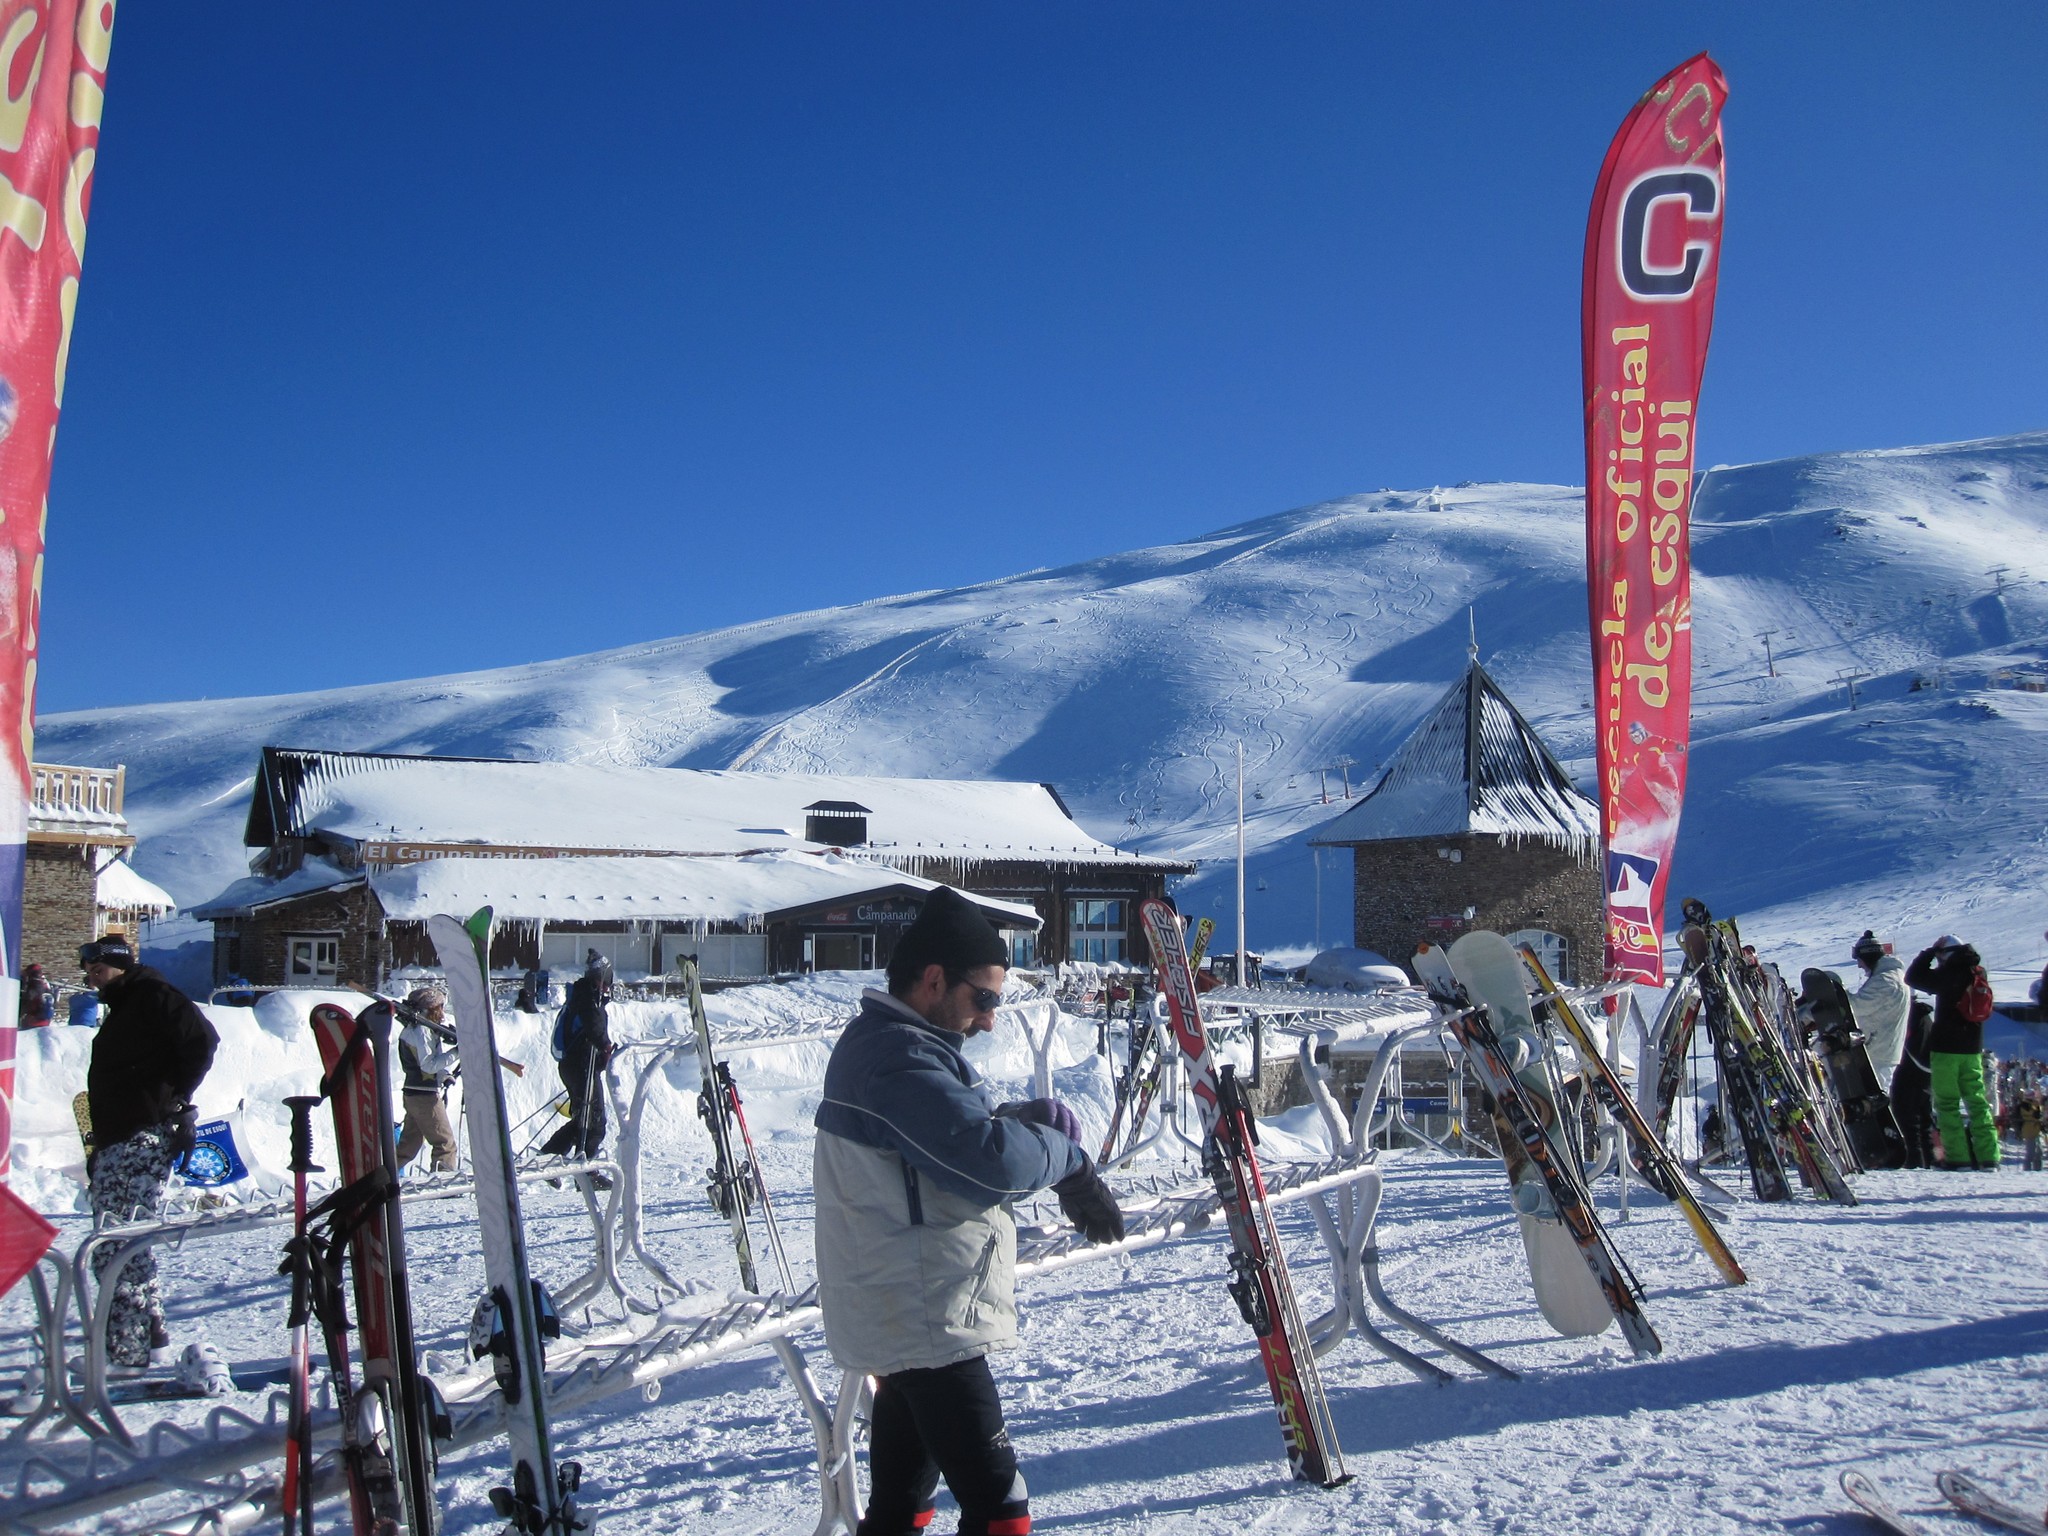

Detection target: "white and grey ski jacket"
[812, 989, 1082, 1377]
[398, 1020, 458, 1093]
[1851, 954, 1912, 1082]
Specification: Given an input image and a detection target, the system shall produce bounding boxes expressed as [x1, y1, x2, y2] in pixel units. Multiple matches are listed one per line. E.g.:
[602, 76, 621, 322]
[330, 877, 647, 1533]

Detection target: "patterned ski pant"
[88, 1125, 177, 1366]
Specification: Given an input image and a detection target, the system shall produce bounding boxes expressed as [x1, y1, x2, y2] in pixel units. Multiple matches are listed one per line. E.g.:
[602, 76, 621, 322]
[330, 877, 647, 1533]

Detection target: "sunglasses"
[950, 977, 1002, 1012]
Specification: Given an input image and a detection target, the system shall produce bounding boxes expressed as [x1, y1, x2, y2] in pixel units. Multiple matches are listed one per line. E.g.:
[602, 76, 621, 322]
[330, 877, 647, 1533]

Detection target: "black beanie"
[888, 887, 1008, 988]
[78, 935, 136, 970]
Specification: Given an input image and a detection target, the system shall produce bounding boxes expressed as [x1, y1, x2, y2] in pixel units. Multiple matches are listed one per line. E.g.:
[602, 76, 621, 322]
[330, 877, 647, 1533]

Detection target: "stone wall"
[1350, 832, 1603, 983]
[24, 843, 96, 976]
[213, 884, 387, 988]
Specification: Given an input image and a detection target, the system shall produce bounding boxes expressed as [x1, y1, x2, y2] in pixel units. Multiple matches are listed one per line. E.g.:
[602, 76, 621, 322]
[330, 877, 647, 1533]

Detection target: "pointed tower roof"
[1310, 660, 1598, 855]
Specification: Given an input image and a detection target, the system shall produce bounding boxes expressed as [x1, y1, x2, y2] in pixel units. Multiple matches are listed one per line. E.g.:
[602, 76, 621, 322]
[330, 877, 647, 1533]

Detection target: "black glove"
[166, 1103, 199, 1160]
[1053, 1155, 1125, 1245]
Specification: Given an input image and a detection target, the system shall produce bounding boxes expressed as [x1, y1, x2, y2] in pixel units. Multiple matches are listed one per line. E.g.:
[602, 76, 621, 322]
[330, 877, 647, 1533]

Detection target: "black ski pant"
[1892, 1061, 1935, 1169]
[539, 1055, 606, 1158]
[857, 1355, 1030, 1536]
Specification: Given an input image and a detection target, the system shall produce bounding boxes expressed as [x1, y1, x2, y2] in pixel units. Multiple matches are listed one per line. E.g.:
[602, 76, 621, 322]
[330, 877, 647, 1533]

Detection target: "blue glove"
[996, 1097, 1082, 1144]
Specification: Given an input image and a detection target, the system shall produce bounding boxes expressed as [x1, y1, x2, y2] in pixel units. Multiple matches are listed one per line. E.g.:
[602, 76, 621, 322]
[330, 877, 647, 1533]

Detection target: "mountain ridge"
[41, 428, 2048, 984]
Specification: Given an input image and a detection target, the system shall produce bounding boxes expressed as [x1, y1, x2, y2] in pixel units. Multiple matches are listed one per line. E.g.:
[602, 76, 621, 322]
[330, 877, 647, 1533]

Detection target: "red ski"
[1138, 898, 1347, 1487]
[310, 1002, 442, 1536]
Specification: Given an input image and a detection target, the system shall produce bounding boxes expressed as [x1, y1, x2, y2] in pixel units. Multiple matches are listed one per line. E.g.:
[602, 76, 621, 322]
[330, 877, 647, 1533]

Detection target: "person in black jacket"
[1891, 1001, 1937, 1168]
[540, 951, 613, 1163]
[81, 936, 219, 1367]
[1905, 935, 1999, 1170]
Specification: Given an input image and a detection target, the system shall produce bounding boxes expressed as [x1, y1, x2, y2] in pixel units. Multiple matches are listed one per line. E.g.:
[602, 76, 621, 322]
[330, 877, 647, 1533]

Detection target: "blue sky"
[39, 3, 2048, 712]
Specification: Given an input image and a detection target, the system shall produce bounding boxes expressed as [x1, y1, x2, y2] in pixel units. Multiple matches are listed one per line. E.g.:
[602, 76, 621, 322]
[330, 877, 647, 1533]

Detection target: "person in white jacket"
[1849, 931, 1911, 1083]
[394, 985, 461, 1172]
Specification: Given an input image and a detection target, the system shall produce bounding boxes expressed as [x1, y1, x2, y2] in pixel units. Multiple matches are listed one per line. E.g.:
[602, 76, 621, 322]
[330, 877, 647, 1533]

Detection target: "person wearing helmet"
[1847, 931, 1911, 1082]
[394, 985, 461, 1173]
[1905, 934, 2000, 1170]
[540, 950, 614, 1163]
[80, 935, 219, 1368]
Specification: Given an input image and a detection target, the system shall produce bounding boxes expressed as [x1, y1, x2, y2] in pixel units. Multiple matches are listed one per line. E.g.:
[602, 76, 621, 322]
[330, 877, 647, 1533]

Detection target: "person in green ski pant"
[1905, 935, 1999, 1170]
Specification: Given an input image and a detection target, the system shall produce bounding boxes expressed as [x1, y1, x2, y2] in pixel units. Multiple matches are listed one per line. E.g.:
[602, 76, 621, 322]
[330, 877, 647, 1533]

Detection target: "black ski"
[680, 955, 792, 1294]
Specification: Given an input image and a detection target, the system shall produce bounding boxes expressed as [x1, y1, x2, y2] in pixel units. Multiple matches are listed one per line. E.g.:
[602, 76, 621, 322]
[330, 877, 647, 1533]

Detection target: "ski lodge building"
[1310, 658, 1603, 982]
[22, 762, 178, 978]
[192, 748, 1190, 988]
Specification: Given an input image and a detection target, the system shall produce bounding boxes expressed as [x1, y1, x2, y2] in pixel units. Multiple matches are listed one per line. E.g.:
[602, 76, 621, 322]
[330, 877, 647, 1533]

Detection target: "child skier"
[2017, 1093, 2044, 1172]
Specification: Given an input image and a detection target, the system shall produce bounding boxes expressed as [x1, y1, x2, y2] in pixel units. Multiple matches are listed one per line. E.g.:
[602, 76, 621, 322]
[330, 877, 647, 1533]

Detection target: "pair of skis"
[1516, 946, 1746, 1288]
[678, 955, 792, 1295]
[293, 1001, 447, 1536]
[429, 910, 589, 1536]
[1137, 898, 1348, 1488]
[1100, 918, 1209, 1165]
[1680, 913, 1855, 1205]
[1845, 1469, 2048, 1536]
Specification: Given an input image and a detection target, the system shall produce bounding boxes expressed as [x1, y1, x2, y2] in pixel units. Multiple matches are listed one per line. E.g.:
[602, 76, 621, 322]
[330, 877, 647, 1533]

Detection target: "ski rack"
[8, 999, 1505, 1536]
[411, 1009, 1510, 1536]
[8, 1154, 626, 1453]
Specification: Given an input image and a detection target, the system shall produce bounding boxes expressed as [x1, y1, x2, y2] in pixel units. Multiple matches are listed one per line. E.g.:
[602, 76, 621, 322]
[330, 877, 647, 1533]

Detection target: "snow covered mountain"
[41, 430, 2048, 988]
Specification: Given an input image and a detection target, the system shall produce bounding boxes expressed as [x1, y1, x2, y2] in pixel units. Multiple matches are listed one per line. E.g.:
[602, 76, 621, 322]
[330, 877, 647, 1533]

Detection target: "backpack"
[551, 998, 580, 1062]
[1959, 964, 1995, 1025]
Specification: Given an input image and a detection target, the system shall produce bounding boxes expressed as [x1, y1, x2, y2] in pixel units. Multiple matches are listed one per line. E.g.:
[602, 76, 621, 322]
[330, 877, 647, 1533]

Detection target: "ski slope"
[38, 429, 2048, 989]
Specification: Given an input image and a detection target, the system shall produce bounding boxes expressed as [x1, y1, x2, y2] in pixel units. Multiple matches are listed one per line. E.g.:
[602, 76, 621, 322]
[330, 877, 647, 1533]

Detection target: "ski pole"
[282, 1095, 323, 1536]
[720, 1062, 795, 1294]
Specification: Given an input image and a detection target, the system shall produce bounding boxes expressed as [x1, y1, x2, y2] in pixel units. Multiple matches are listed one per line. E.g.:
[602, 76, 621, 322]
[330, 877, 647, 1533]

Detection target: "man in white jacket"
[1849, 931, 1911, 1082]
[814, 887, 1123, 1536]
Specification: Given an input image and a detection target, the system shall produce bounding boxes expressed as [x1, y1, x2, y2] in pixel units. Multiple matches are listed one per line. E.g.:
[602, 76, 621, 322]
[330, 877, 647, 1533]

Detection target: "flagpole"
[1236, 741, 1247, 985]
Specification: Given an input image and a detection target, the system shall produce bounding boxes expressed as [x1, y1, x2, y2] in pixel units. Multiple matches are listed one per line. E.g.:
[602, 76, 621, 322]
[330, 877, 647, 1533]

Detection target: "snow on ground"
[6, 981, 2046, 1535]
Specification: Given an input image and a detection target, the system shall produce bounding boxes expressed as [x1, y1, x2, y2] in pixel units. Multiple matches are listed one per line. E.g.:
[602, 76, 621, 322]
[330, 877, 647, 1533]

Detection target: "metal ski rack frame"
[10, 996, 1508, 1536]
[13, 1152, 628, 1453]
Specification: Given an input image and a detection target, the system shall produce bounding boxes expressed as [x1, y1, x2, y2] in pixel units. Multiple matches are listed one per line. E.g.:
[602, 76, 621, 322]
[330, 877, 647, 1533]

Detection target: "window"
[286, 933, 341, 982]
[1505, 929, 1568, 982]
[542, 928, 655, 977]
[1006, 929, 1038, 968]
[1066, 899, 1129, 964]
[665, 933, 770, 978]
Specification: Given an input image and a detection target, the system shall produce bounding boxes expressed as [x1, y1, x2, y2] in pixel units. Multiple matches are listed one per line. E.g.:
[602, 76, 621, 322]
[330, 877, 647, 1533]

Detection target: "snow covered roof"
[96, 859, 176, 915]
[190, 858, 363, 920]
[243, 748, 1183, 868]
[367, 850, 1043, 930]
[1309, 660, 1599, 855]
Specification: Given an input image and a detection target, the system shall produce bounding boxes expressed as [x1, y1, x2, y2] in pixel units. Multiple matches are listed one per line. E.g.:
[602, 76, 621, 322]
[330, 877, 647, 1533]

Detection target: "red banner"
[1583, 54, 1726, 985]
[0, 0, 115, 1178]
[0, 1180, 54, 1297]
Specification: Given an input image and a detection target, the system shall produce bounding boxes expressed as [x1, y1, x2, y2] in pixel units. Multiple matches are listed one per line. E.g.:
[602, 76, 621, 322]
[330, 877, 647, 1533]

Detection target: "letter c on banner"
[1617, 170, 1719, 299]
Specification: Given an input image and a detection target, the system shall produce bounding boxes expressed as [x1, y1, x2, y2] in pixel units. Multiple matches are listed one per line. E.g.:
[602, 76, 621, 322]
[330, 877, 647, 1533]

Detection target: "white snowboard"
[1443, 933, 1614, 1340]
